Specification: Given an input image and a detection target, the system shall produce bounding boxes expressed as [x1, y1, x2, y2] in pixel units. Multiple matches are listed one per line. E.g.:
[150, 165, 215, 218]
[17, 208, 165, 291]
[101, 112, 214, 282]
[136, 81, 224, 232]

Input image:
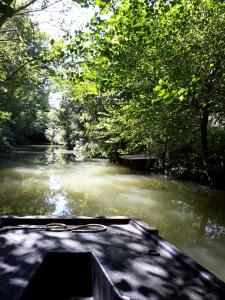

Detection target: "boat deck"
[0, 217, 224, 300]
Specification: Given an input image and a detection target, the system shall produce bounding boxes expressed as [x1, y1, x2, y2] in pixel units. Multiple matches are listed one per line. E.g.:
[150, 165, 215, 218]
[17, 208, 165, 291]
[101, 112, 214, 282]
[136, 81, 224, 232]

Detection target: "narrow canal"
[0, 145, 224, 281]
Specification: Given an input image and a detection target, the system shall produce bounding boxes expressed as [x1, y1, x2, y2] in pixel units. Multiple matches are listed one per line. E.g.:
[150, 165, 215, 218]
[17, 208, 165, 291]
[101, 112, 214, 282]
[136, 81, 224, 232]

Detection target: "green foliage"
[0, 16, 50, 147]
[48, 0, 225, 187]
[0, 111, 11, 147]
[4, 0, 223, 186]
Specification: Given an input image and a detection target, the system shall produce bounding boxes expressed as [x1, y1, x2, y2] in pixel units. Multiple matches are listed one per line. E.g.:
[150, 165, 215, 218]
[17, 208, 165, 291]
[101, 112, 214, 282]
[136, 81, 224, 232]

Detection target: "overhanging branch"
[0, 58, 38, 84]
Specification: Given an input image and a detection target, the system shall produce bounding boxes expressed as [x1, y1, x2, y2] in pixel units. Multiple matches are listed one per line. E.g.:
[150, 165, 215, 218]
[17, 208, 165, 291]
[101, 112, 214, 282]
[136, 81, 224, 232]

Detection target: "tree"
[0, 15, 50, 147]
[0, 0, 59, 29]
[46, 0, 225, 187]
[0, 0, 107, 30]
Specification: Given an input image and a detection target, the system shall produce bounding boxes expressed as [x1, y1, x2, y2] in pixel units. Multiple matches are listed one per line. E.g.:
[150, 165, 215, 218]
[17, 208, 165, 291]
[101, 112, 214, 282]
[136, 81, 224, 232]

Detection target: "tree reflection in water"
[205, 219, 225, 241]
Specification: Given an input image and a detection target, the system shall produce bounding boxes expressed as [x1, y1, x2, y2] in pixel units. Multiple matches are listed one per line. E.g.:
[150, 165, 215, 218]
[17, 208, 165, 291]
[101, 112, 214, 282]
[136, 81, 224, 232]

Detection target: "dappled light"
[0, 146, 225, 282]
[0, 220, 224, 299]
[1, 0, 225, 296]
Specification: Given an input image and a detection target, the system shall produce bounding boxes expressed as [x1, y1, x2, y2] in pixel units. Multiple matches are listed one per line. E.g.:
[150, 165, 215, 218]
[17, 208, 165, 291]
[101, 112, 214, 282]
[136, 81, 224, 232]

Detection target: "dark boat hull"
[0, 216, 224, 299]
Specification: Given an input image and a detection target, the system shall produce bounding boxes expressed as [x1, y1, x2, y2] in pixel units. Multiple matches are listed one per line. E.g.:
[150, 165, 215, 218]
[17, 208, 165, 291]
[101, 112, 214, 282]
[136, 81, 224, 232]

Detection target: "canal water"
[0, 145, 225, 281]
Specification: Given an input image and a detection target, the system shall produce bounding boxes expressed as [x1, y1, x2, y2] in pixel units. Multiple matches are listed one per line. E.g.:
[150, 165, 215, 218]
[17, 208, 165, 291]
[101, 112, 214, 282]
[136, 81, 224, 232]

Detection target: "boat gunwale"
[0, 215, 131, 227]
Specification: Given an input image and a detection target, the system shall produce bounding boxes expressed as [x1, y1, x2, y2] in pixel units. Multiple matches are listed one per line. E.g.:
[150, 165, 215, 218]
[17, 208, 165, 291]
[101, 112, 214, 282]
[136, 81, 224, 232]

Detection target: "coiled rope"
[0, 223, 107, 233]
[45, 223, 107, 233]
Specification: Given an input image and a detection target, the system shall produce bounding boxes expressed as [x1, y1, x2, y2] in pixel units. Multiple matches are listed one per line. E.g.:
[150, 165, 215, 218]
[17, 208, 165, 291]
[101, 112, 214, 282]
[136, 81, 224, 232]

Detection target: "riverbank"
[116, 154, 225, 191]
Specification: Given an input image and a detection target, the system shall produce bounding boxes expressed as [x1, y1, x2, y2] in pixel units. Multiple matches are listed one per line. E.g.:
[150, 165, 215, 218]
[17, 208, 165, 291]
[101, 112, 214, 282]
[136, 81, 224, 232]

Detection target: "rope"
[0, 223, 107, 233]
[45, 223, 107, 233]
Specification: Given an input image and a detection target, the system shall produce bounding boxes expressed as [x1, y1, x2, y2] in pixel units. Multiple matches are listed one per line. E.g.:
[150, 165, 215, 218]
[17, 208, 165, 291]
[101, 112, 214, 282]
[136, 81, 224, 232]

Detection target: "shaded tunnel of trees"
[1, 0, 225, 189]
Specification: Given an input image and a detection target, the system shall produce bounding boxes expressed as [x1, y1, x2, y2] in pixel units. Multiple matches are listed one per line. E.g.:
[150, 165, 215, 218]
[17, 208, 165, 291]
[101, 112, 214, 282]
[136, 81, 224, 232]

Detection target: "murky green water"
[0, 145, 225, 281]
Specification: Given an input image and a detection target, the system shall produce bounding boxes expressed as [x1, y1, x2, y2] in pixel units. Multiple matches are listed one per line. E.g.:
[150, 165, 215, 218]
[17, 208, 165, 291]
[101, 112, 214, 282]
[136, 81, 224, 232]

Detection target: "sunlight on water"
[0, 146, 225, 281]
[46, 192, 70, 216]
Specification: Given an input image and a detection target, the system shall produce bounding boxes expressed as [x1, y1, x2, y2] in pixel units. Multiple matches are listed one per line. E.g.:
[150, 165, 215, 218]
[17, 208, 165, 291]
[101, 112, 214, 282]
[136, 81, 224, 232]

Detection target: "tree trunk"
[200, 105, 212, 184]
[200, 105, 209, 165]
[0, 15, 8, 29]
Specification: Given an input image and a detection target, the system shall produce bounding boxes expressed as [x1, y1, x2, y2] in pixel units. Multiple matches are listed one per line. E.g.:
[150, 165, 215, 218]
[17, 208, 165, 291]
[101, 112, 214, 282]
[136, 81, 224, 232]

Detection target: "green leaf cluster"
[0, 16, 51, 148]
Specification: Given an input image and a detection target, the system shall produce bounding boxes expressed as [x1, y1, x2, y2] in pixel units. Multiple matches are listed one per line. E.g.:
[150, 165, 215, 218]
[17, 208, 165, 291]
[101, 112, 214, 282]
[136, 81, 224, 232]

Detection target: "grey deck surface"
[0, 220, 224, 300]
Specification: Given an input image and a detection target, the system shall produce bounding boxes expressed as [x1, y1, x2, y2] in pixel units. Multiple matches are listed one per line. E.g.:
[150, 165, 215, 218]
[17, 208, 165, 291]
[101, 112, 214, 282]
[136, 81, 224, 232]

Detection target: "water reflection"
[44, 147, 76, 166]
[46, 192, 70, 216]
[46, 175, 70, 216]
[0, 146, 225, 281]
[205, 219, 225, 241]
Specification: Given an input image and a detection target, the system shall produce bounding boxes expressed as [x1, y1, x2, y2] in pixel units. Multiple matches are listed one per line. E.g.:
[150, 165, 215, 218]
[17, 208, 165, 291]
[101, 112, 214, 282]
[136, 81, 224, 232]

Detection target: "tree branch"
[0, 39, 20, 42]
[0, 58, 38, 84]
[16, 0, 63, 15]
[15, 0, 38, 13]
[0, 0, 62, 29]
